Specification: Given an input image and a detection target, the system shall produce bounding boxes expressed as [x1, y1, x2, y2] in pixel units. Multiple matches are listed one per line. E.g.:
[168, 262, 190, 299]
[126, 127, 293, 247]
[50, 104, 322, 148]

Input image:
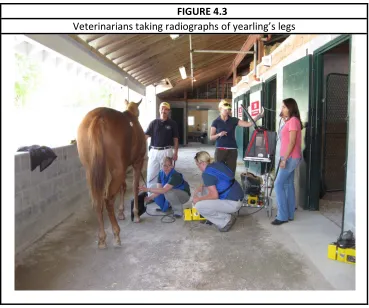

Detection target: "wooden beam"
[86, 34, 127, 50]
[140, 58, 232, 86]
[117, 36, 181, 69]
[139, 39, 249, 87]
[78, 34, 105, 44]
[127, 35, 246, 80]
[221, 78, 225, 99]
[112, 36, 170, 67]
[130, 63, 159, 80]
[139, 52, 236, 85]
[107, 35, 158, 59]
[107, 35, 167, 60]
[115, 48, 152, 68]
[104, 36, 153, 60]
[232, 66, 237, 86]
[225, 34, 261, 80]
[68, 35, 144, 82]
[258, 39, 264, 62]
[95, 34, 138, 54]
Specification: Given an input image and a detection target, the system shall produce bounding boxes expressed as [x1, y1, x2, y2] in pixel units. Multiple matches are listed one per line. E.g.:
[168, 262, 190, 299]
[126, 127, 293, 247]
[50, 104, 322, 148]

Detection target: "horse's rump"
[78, 107, 146, 209]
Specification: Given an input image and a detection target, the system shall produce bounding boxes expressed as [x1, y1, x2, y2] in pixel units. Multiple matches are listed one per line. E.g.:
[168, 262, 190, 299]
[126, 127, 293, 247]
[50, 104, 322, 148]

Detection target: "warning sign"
[250, 100, 260, 117]
[238, 106, 243, 120]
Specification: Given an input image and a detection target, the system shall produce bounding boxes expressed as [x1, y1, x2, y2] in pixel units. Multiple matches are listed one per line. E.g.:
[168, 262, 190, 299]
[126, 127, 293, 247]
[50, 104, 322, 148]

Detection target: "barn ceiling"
[70, 34, 260, 97]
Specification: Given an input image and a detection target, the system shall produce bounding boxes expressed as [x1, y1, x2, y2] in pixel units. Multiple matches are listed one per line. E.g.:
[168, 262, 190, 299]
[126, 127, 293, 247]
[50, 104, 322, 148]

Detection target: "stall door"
[322, 73, 348, 192]
[283, 55, 313, 210]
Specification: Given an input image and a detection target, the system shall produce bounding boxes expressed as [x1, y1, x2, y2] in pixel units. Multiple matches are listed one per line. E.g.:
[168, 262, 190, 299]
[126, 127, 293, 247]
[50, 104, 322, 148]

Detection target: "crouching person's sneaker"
[173, 212, 183, 219]
[156, 206, 172, 212]
[218, 215, 237, 232]
[200, 220, 213, 225]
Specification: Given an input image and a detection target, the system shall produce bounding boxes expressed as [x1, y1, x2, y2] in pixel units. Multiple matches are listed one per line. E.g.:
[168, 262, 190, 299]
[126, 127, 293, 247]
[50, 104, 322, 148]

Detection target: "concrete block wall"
[15, 144, 89, 255]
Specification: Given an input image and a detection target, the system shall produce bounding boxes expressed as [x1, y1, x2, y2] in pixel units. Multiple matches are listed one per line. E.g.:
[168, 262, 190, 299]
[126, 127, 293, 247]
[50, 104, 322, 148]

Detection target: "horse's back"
[78, 107, 146, 168]
[120, 110, 146, 163]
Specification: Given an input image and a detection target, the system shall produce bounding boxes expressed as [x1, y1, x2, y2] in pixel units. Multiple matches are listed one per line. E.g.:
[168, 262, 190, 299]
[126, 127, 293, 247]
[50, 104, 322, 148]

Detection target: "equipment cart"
[238, 104, 278, 218]
[241, 157, 275, 218]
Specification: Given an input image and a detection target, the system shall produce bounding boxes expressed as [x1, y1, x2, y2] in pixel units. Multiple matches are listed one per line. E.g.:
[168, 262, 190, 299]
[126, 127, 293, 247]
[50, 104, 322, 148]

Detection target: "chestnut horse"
[77, 99, 146, 249]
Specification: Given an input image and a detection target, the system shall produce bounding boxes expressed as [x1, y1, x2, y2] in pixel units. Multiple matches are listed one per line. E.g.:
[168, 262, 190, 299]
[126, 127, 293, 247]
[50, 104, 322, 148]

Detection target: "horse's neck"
[123, 110, 138, 118]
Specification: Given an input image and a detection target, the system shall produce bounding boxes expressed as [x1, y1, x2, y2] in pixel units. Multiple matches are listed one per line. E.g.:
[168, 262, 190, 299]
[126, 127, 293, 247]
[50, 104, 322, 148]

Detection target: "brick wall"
[14, 144, 89, 255]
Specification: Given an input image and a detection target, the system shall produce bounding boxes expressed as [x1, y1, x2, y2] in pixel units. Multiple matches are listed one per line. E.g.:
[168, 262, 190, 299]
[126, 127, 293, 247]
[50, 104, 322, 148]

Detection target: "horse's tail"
[87, 116, 107, 210]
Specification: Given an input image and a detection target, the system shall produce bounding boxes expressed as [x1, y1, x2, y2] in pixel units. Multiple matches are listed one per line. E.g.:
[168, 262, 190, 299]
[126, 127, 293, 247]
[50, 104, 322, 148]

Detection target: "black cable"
[144, 207, 176, 223]
[238, 204, 266, 217]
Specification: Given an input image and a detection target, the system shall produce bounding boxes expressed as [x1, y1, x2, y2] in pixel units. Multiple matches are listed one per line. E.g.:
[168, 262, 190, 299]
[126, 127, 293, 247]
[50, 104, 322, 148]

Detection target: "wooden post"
[258, 39, 264, 63]
[232, 65, 237, 86]
[221, 78, 225, 99]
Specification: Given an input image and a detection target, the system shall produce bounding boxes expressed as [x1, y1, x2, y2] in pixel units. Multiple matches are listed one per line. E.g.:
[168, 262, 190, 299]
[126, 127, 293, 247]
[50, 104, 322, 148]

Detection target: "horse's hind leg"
[118, 186, 125, 220]
[132, 159, 145, 223]
[118, 183, 126, 220]
[95, 204, 107, 249]
[106, 174, 124, 246]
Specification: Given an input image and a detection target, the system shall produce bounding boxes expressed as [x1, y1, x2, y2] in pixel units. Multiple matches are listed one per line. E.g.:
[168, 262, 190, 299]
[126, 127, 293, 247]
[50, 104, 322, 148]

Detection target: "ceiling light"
[170, 34, 180, 40]
[179, 66, 187, 79]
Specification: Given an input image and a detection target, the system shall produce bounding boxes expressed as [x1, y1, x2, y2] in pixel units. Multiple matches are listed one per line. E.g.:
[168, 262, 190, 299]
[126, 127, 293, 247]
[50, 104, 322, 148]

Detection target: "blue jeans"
[275, 157, 301, 221]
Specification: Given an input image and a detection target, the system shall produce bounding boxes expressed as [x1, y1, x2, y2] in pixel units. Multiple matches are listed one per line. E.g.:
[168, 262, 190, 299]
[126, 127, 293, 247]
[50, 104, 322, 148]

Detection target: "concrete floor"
[15, 143, 355, 291]
[319, 191, 345, 228]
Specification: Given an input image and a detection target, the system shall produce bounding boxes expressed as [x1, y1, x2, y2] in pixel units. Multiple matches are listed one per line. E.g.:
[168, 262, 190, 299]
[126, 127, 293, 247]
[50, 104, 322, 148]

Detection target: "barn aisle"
[15, 144, 351, 291]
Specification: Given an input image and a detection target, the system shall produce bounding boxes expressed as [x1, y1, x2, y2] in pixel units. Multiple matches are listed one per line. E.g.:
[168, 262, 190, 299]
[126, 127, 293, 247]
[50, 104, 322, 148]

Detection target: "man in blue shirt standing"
[210, 100, 263, 173]
[145, 102, 179, 190]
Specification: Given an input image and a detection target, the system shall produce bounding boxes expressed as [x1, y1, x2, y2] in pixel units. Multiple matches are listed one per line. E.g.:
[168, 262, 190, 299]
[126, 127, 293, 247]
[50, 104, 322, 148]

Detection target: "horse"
[77, 99, 146, 249]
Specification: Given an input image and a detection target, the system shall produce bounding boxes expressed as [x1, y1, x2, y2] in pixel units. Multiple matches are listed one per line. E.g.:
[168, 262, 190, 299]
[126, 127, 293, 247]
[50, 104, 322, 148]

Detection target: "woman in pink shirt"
[272, 98, 303, 225]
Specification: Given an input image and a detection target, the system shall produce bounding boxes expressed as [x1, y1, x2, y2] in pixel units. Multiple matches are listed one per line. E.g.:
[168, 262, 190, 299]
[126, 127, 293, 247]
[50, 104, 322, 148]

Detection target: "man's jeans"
[275, 157, 301, 221]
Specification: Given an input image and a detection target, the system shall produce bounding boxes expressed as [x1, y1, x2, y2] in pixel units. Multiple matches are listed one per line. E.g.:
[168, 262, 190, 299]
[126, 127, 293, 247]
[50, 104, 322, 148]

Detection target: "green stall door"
[283, 55, 313, 210]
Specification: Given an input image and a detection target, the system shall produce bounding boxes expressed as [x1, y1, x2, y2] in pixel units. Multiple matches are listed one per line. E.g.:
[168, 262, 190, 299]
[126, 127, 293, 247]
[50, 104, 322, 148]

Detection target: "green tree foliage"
[14, 53, 41, 108]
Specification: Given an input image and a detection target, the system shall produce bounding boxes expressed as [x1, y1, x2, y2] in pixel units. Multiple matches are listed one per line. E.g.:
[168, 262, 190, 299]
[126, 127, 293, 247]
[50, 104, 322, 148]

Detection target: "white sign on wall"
[249, 90, 262, 119]
[238, 105, 243, 120]
[250, 100, 260, 116]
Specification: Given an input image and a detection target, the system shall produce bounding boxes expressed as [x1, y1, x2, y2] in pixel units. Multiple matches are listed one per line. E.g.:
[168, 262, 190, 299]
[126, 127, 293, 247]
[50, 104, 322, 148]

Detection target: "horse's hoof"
[118, 211, 125, 220]
[98, 241, 107, 249]
[114, 239, 122, 247]
[134, 217, 140, 223]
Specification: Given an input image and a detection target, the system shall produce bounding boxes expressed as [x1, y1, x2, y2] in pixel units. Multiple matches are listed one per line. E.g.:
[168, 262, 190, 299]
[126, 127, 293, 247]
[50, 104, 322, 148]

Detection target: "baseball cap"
[218, 99, 232, 110]
[159, 102, 171, 110]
